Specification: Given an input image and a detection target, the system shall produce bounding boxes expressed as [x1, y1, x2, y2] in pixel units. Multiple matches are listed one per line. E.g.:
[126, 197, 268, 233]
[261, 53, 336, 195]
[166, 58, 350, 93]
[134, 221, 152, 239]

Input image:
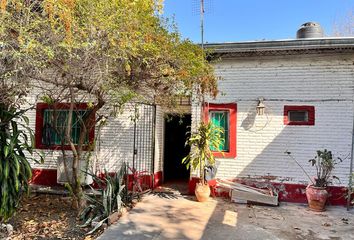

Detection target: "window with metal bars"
[35, 103, 95, 150]
[42, 109, 89, 146]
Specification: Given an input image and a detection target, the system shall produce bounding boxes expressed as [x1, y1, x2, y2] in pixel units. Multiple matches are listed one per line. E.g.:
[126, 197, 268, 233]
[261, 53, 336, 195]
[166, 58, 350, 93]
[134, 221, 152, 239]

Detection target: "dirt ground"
[6, 194, 102, 240]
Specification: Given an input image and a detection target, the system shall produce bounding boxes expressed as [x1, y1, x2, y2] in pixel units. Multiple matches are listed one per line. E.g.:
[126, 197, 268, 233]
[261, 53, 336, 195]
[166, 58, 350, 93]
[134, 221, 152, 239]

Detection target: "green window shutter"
[209, 111, 229, 152]
[42, 109, 88, 146]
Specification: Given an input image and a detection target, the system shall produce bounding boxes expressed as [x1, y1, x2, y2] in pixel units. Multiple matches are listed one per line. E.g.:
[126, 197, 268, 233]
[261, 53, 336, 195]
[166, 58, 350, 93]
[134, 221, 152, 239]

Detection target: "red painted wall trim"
[284, 105, 315, 126]
[189, 178, 351, 206]
[35, 103, 95, 150]
[189, 177, 199, 194]
[30, 169, 60, 186]
[154, 171, 163, 188]
[30, 168, 163, 190]
[203, 103, 237, 158]
[125, 171, 163, 190]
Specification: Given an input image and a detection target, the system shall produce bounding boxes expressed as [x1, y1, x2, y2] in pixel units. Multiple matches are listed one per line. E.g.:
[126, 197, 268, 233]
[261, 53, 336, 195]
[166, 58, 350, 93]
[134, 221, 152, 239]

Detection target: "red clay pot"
[305, 185, 328, 212]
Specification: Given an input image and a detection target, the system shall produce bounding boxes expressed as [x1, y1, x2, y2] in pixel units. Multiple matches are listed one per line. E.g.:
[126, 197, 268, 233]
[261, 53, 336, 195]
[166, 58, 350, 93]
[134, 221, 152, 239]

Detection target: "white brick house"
[28, 34, 354, 203]
[189, 37, 354, 204]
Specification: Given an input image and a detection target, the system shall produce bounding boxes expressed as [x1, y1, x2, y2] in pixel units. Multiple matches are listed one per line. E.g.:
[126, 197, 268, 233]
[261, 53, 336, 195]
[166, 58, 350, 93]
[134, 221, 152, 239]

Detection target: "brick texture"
[24, 92, 164, 177]
[193, 53, 354, 186]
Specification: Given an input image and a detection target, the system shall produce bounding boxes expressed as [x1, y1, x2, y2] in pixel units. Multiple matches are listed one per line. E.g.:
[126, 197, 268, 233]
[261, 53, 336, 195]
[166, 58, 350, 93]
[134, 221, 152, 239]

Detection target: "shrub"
[79, 163, 131, 234]
[0, 106, 42, 222]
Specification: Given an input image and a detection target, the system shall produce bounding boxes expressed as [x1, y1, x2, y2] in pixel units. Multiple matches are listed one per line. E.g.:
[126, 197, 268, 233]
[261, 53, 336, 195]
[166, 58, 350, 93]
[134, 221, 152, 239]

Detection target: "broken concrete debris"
[217, 179, 279, 206]
[0, 223, 13, 239]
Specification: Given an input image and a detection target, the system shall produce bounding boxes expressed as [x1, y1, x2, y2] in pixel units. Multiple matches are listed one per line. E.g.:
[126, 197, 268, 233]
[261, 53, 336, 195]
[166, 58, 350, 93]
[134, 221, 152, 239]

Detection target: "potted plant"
[306, 149, 342, 211]
[182, 122, 224, 202]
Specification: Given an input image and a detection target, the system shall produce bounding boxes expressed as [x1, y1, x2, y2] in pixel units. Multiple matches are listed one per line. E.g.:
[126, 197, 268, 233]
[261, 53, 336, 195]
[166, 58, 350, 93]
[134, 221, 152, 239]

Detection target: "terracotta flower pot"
[305, 185, 328, 212]
[195, 182, 210, 202]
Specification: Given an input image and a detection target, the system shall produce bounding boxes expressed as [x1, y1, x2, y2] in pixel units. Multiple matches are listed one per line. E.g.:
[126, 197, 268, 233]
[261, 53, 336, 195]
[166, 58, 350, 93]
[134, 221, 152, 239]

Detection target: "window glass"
[42, 109, 88, 146]
[288, 111, 308, 122]
[209, 111, 229, 152]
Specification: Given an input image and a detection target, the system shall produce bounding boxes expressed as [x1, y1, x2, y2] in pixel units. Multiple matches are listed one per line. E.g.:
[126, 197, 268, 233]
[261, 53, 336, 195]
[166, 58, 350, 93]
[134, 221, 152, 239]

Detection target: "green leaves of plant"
[308, 149, 342, 188]
[3, 145, 9, 158]
[0, 106, 35, 222]
[182, 122, 224, 182]
[309, 158, 316, 166]
[79, 162, 131, 234]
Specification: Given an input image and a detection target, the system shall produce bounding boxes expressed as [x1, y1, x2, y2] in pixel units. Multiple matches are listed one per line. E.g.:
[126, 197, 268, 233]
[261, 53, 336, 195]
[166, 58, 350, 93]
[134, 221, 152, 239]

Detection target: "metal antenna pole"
[199, 0, 205, 122]
[200, 0, 205, 51]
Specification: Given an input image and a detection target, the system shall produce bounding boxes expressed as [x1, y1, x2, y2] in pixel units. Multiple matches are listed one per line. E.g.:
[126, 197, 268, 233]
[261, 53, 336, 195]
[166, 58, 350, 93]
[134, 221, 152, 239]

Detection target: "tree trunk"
[64, 87, 84, 210]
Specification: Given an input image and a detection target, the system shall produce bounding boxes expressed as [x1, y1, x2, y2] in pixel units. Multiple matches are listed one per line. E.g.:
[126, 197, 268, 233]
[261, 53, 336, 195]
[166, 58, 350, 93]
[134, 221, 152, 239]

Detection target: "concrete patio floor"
[97, 192, 354, 240]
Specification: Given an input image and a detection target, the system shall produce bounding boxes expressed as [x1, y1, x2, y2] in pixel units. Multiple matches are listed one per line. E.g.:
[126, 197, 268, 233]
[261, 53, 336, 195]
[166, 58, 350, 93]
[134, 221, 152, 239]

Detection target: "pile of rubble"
[217, 179, 278, 206]
[0, 224, 13, 239]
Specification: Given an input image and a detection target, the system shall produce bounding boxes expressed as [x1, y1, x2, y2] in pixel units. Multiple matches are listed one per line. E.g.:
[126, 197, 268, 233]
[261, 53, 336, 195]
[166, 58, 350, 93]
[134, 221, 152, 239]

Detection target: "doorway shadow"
[163, 114, 191, 182]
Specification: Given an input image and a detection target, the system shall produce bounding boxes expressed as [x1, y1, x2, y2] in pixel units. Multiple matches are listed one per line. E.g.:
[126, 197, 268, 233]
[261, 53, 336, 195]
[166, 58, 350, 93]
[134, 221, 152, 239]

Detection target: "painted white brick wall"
[95, 104, 163, 174]
[94, 104, 137, 173]
[154, 106, 165, 173]
[193, 53, 354, 186]
[24, 91, 164, 175]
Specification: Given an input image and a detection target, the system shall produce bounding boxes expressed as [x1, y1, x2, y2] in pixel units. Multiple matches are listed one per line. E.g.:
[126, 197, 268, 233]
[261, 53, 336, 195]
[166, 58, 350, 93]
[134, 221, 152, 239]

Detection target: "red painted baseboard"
[30, 168, 163, 190]
[189, 177, 351, 206]
[31, 169, 60, 186]
[125, 171, 163, 190]
[32, 169, 349, 206]
[154, 171, 163, 188]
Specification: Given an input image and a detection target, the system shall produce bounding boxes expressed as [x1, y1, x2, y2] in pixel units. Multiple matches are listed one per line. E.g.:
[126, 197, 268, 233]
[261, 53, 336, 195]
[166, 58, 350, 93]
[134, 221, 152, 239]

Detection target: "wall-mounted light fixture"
[256, 97, 265, 115]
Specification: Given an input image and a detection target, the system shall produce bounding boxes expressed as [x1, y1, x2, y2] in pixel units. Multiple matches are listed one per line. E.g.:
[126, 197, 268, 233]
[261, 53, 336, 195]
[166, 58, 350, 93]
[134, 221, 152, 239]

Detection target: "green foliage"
[40, 95, 55, 105]
[1, 0, 217, 109]
[0, 105, 42, 222]
[308, 149, 342, 187]
[1, 0, 218, 209]
[182, 122, 224, 183]
[79, 163, 131, 235]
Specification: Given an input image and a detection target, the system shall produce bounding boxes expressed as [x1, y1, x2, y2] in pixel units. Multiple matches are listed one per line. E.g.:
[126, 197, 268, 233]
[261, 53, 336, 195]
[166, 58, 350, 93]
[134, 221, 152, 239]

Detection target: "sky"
[163, 0, 354, 43]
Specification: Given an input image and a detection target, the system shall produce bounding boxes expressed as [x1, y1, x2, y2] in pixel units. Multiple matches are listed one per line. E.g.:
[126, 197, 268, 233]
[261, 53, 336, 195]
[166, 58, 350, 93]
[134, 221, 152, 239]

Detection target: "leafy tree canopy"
[0, 0, 218, 210]
[1, 0, 217, 108]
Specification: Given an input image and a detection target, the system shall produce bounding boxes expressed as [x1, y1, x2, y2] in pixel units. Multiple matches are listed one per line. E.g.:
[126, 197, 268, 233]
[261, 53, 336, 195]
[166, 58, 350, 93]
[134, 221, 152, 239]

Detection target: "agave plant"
[0, 105, 43, 222]
[79, 163, 131, 235]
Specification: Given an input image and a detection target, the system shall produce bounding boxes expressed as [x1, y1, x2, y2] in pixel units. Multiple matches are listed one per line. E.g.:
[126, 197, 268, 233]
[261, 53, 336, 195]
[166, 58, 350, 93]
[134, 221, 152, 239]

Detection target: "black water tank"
[296, 22, 324, 39]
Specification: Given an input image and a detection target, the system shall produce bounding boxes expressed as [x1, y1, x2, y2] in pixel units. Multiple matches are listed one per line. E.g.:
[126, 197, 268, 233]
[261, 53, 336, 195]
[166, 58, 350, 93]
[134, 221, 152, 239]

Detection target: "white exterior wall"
[154, 106, 165, 173]
[193, 53, 354, 185]
[94, 104, 139, 173]
[25, 93, 164, 175]
[96, 104, 164, 174]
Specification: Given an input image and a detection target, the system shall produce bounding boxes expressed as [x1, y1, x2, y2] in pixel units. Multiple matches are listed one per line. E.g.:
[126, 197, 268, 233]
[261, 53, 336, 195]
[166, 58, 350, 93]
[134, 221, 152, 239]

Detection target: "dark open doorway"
[163, 114, 191, 182]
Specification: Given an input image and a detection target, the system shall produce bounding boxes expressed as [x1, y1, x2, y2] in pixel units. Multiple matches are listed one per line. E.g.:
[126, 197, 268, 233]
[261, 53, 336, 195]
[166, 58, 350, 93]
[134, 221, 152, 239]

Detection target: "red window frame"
[204, 103, 237, 158]
[35, 103, 95, 150]
[284, 105, 315, 126]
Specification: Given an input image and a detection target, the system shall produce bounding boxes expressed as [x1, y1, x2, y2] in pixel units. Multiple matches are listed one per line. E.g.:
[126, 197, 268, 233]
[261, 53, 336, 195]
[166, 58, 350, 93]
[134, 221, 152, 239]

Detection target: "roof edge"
[204, 38, 354, 54]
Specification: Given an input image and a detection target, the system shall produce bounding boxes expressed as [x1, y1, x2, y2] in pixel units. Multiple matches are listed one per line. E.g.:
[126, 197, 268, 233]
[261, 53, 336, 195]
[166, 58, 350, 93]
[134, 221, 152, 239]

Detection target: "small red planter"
[306, 185, 328, 212]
